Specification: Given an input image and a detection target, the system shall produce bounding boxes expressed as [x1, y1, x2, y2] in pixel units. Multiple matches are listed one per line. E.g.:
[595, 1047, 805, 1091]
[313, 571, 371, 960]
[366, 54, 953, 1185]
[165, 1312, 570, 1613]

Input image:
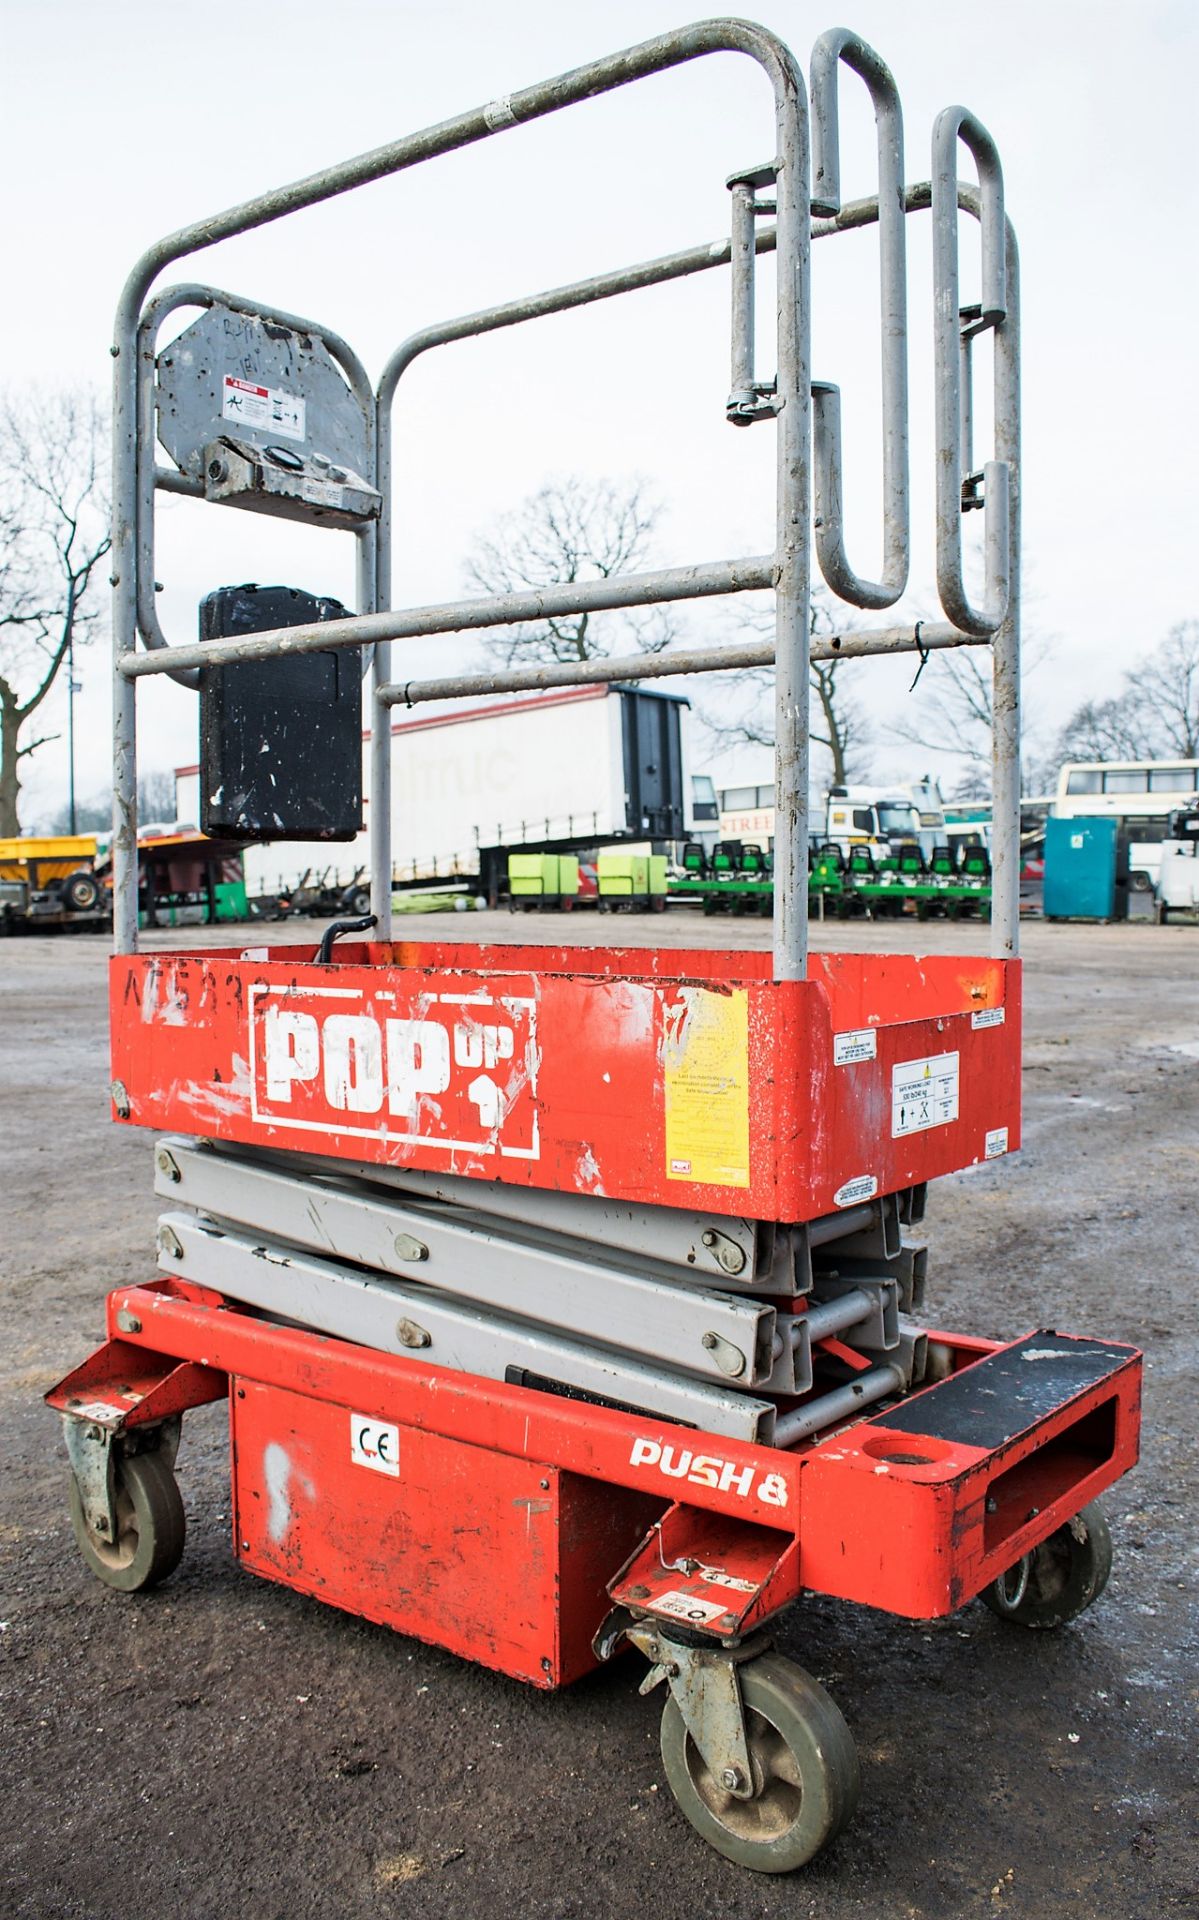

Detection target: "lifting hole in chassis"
[982, 1399, 1118, 1558]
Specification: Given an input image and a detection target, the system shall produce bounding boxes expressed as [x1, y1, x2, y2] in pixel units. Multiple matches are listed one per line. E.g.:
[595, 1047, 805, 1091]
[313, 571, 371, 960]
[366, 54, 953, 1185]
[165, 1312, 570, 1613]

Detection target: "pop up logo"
[249, 982, 539, 1157]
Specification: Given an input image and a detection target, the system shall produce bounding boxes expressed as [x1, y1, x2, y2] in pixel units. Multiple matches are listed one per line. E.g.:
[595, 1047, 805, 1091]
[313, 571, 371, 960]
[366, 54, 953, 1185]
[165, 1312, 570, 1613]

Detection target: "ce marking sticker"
[350, 1414, 400, 1478]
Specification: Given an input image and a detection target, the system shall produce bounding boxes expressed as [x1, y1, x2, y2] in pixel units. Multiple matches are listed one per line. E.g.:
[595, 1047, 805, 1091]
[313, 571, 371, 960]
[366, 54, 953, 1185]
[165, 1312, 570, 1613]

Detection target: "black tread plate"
[872, 1331, 1134, 1452]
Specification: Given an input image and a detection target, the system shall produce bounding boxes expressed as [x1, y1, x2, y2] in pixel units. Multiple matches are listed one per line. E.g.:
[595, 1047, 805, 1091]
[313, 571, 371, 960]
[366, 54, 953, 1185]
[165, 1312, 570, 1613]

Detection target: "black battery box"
[198, 583, 362, 840]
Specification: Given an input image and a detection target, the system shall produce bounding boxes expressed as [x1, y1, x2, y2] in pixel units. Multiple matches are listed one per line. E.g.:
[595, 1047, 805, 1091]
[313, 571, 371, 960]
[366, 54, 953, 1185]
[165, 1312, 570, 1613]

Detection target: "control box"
[198, 583, 362, 842]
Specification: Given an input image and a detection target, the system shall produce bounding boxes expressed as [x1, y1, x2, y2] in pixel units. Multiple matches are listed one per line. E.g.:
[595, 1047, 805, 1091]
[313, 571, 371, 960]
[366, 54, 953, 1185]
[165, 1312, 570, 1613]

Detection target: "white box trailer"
[175, 683, 695, 903]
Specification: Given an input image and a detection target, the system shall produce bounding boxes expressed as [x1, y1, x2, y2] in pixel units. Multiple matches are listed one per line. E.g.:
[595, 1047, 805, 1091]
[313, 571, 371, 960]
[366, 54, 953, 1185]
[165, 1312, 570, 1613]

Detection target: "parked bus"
[1054, 759, 1199, 891]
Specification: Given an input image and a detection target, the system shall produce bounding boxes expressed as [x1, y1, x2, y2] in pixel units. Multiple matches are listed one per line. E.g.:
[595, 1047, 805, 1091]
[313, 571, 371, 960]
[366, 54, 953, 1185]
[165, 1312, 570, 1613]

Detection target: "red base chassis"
[50, 1276, 1141, 1688]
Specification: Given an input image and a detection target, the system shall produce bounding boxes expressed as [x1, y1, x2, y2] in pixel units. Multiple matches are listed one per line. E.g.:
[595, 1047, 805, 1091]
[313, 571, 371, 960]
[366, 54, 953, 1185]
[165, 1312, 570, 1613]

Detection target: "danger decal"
[221, 374, 306, 441]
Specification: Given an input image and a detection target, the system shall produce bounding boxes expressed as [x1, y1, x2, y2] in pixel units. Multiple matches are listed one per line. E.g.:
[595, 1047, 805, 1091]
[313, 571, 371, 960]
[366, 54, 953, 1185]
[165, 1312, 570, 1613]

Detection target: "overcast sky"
[4, 0, 1196, 822]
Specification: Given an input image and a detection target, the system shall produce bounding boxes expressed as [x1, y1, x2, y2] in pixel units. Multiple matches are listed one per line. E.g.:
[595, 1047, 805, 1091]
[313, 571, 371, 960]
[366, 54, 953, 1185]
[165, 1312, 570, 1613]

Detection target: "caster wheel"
[981, 1501, 1112, 1629]
[660, 1653, 860, 1874]
[68, 1448, 186, 1593]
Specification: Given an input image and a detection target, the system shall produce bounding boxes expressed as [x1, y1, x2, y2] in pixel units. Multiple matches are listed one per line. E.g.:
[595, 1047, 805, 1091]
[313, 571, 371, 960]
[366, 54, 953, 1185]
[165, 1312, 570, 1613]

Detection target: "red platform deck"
[110, 940, 1021, 1222]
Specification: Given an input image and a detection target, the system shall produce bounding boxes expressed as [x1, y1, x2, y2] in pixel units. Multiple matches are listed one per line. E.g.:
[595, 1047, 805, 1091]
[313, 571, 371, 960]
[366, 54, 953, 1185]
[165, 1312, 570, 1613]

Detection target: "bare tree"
[887, 632, 1054, 799]
[0, 392, 109, 835]
[138, 769, 179, 825]
[700, 593, 871, 790]
[1053, 621, 1199, 770]
[1139, 621, 1199, 756]
[1050, 698, 1144, 768]
[464, 475, 675, 666]
[41, 791, 112, 836]
[809, 655, 872, 788]
[894, 646, 993, 760]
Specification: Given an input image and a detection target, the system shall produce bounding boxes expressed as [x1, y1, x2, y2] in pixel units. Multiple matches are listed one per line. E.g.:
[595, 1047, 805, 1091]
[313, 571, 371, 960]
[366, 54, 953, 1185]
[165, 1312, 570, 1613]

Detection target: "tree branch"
[17, 731, 59, 761]
[465, 475, 677, 668]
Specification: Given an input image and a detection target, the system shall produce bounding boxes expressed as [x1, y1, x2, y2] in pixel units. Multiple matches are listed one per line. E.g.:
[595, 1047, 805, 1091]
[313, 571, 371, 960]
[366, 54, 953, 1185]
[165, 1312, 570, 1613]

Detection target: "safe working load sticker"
[892, 1051, 960, 1137]
[663, 987, 750, 1187]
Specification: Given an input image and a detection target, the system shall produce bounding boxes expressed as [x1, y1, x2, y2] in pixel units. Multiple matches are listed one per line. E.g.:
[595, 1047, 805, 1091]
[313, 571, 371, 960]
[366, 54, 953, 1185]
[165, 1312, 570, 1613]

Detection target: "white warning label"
[892, 1051, 960, 1137]
[833, 1028, 878, 1066]
[971, 1007, 1006, 1030]
[985, 1126, 1009, 1159]
[833, 1173, 878, 1207]
[222, 374, 306, 441]
[699, 1569, 759, 1594]
[650, 1591, 729, 1627]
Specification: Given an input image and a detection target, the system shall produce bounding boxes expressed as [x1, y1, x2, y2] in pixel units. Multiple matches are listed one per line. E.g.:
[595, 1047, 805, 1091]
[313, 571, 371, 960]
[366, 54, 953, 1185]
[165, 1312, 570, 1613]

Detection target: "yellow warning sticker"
[663, 987, 750, 1187]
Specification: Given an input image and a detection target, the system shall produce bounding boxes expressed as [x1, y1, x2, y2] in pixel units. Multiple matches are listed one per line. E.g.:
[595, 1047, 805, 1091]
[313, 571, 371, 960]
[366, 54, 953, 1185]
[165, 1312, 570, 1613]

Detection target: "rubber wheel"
[349, 887, 371, 916]
[660, 1653, 860, 1874]
[68, 1448, 186, 1593]
[61, 870, 100, 912]
[981, 1501, 1113, 1629]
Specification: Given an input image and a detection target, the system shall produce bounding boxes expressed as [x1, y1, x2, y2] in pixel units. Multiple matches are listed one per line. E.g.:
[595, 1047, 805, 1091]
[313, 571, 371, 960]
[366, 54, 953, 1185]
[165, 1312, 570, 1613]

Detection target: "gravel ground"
[1, 913, 1196, 1920]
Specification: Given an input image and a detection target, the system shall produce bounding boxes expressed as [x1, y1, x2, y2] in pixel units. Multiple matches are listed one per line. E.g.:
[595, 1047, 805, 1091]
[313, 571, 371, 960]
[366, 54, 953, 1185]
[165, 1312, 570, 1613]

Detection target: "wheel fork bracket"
[47, 1336, 224, 1539]
[597, 1610, 769, 1800]
[60, 1413, 181, 1540]
[62, 1417, 119, 1541]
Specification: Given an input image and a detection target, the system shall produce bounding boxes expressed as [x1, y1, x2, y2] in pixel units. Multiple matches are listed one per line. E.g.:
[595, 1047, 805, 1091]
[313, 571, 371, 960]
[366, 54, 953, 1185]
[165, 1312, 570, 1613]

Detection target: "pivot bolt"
[699, 1228, 747, 1275]
[719, 1766, 746, 1792]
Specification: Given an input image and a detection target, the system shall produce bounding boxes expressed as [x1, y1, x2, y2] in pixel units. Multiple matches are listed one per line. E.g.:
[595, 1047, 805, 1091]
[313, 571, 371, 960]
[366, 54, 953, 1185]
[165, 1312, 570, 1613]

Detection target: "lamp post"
[67, 634, 80, 835]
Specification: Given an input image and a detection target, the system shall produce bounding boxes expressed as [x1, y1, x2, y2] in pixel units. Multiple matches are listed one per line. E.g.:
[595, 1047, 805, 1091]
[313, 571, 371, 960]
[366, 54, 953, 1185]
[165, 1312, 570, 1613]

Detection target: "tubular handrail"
[807, 175, 1021, 952]
[108, 18, 812, 975]
[109, 20, 1020, 971]
[120, 555, 777, 677]
[932, 106, 1010, 638]
[375, 622, 986, 709]
[809, 29, 909, 610]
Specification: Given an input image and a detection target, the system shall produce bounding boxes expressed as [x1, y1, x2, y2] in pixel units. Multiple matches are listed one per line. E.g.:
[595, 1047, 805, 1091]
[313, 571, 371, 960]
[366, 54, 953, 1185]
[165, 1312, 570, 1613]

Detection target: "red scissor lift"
[50, 20, 1140, 1873]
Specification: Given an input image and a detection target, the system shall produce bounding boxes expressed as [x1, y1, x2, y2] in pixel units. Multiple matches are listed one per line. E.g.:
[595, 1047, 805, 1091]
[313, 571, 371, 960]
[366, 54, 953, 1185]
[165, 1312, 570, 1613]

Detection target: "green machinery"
[670, 839, 992, 920]
[597, 850, 668, 911]
[508, 853, 581, 910]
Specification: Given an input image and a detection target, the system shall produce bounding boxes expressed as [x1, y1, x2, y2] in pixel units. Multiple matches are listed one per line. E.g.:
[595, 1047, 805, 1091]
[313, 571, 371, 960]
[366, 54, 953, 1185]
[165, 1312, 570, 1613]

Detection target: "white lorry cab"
[825, 782, 947, 862]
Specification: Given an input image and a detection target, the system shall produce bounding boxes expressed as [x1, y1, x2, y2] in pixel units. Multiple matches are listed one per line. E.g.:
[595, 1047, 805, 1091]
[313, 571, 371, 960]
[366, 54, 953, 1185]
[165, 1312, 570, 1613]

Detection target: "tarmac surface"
[1, 912, 1196, 1920]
